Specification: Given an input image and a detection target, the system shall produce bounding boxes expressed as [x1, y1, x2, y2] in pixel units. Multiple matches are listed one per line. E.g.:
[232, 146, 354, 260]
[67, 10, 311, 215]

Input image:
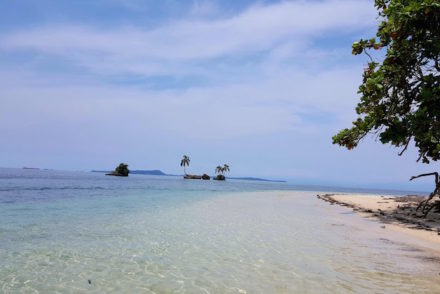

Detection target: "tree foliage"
[114, 163, 129, 176]
[215, 165, 223, 175]
[180, 155, 190, 174]
[215, 164, 230, 175]
[214, 164, 230, 180]
[333, 0, 440, 164]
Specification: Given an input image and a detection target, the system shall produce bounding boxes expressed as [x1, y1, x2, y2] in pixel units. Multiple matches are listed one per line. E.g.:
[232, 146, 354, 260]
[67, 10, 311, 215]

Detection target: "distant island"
[91, 169, 285, 182]
[131, 170, 168, 176]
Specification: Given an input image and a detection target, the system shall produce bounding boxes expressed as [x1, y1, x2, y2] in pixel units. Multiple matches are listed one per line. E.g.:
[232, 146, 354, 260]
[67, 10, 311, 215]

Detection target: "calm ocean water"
[1, 168, 439, 293]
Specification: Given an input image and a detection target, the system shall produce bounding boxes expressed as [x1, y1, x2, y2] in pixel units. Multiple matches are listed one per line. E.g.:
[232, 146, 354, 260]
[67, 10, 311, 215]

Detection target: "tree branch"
[410, 172, 439, 185]
[398, 140, 410, 156]
[364, 50, 374, 63]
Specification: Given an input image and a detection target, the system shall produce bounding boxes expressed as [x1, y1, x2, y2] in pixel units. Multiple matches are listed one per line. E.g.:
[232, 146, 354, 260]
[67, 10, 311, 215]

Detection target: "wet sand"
[318, 193, 440, 252]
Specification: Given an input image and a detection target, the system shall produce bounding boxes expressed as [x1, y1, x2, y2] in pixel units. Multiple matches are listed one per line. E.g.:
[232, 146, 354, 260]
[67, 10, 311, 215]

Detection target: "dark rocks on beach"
[411, 225, 433, 231]
[394, 195, 426, 203]
[201, 174, 210, 180]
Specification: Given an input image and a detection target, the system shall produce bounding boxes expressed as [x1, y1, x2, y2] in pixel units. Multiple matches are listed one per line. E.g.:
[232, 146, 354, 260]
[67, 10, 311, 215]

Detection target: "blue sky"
[0, 0, 437, 191]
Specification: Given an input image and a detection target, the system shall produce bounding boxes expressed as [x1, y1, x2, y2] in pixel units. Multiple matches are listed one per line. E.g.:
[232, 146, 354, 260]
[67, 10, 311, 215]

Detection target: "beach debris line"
[317, 194, 440, 235]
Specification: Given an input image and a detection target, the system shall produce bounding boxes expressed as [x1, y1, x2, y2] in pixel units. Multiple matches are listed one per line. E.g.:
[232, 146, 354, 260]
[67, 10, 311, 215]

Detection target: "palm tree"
[223, 164, 230, 174]
[180, 155, 190, 175]
[215, 165, 223, 175]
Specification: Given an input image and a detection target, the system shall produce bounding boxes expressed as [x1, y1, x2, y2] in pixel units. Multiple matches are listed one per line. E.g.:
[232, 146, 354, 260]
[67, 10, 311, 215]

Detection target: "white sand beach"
[318, 193, 440, 252]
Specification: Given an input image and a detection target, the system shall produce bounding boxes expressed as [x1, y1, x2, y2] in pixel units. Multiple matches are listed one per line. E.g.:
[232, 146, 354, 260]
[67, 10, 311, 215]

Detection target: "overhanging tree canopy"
[333, 0, 440, 162]
[332, 0, 440, 214]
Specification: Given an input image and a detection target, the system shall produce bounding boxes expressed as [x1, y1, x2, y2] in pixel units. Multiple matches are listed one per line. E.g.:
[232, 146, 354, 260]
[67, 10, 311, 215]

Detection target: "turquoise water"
[1, 168, 440, 293]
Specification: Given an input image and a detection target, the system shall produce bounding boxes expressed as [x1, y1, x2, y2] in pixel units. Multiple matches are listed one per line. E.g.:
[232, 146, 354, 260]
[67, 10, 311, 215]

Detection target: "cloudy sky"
[0, 0, 436, 191]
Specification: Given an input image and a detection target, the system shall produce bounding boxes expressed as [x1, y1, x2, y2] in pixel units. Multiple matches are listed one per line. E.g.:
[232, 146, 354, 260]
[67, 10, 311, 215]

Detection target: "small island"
[106, 163, 130, 177]
[180, 155, 230, 181]
[213, 164, 229, 181]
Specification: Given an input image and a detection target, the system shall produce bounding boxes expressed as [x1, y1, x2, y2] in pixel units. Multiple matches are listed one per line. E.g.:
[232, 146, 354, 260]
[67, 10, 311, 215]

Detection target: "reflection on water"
[0, 169, 439, 293]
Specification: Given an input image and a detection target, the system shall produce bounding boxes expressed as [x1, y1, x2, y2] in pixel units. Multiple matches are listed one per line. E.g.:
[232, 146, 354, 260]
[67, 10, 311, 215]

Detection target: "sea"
[1, 168, 439, 293]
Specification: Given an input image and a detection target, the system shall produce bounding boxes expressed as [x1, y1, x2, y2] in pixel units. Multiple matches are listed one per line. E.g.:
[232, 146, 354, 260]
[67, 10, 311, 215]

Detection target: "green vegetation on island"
[214, 164, 230, 181]
[333, 0, 440, 215]
[106, 163, 130, 177]
[180, 155, 230, 181]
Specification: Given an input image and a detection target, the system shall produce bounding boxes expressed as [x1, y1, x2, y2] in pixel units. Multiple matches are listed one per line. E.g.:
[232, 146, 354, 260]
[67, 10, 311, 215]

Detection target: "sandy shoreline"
[318, 193, 440, 251]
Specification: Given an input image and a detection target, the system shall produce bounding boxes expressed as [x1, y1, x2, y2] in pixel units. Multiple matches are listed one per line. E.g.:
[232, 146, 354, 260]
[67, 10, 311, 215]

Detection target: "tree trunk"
[410, 172, 440, 216]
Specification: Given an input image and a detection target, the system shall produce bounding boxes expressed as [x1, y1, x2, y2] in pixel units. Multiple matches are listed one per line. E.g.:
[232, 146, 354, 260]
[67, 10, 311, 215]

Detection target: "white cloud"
[0, 63, 362, 141]
[0, 0, 373, 133]
[4, 0, 413, 183]
[189, 0, 221, 18]
[1, 0, 375, 64]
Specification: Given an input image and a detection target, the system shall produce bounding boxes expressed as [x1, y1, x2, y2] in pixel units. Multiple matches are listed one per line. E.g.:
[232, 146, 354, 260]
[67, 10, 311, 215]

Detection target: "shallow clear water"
[1, 168, 439, 293]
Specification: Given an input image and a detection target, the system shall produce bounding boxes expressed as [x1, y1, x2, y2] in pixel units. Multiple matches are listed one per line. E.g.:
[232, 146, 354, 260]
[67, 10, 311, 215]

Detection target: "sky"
[0, 0, 438, 191]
